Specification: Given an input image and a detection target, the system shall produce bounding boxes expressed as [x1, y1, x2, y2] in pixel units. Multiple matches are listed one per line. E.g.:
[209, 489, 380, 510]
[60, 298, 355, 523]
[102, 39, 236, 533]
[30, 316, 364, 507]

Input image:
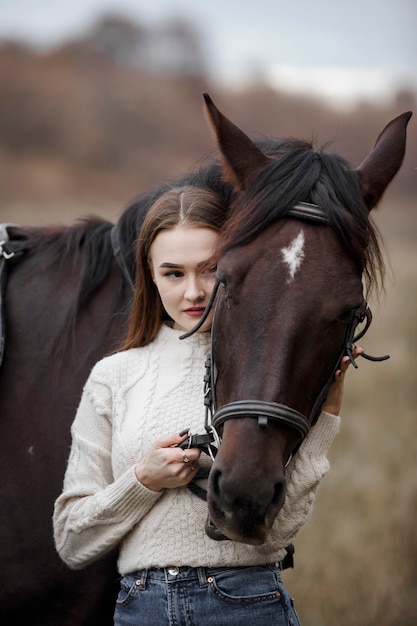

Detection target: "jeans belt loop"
[197, 567, 209, 588]
[137, 568, 148, 590]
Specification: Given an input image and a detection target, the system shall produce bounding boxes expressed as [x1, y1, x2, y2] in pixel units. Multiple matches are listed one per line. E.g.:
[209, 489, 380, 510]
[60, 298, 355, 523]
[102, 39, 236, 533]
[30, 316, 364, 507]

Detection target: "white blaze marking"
[281, 230, 305, 281]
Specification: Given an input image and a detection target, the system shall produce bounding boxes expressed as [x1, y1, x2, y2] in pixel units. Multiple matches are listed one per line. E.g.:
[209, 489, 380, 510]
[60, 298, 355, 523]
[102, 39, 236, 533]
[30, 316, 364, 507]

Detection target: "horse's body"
[0, 95, 411, 624]
[0, 171, 232, 625]
[0, 221, 130, 625]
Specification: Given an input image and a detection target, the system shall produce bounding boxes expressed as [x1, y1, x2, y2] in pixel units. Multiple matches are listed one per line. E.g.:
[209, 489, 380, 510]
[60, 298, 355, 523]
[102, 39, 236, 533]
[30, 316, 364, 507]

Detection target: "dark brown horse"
[0, 220, 130, 625]
[0, 167, 233, 625]
[199, 94, 411, 544]
[0, 95, 411, 624]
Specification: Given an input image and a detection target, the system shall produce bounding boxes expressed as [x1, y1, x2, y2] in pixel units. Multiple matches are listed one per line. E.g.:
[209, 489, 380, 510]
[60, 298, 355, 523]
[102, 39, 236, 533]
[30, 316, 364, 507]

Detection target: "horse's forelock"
[216, 140, 385, 295]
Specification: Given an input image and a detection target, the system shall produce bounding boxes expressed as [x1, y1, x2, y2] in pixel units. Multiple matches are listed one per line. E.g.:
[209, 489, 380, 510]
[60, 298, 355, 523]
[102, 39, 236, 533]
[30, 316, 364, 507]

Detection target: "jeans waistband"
[126, 564, 280, 589]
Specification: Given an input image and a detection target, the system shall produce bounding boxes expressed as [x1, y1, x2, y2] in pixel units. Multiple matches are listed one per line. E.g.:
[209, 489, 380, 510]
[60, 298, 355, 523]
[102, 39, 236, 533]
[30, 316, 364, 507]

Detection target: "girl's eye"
[165, 270, 183, 279]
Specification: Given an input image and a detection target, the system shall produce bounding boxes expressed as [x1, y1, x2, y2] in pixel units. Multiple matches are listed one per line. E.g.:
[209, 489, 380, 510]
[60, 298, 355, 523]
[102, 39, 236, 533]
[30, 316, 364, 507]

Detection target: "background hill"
[1, 14, 416, 626]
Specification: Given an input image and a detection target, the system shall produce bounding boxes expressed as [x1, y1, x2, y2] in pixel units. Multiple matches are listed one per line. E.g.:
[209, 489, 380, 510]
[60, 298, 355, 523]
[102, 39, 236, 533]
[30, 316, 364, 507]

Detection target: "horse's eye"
[336, 306, 360, 323]
[216, 269, 228, 289]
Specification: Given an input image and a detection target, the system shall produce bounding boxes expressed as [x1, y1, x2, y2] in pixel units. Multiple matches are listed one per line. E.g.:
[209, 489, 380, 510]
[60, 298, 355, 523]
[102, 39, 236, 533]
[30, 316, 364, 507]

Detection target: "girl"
[53, 185, 358, 626]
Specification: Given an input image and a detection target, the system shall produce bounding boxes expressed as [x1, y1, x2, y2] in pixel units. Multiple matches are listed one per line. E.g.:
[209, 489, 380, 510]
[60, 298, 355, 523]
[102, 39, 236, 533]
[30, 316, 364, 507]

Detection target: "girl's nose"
[184, 276, 205, 301]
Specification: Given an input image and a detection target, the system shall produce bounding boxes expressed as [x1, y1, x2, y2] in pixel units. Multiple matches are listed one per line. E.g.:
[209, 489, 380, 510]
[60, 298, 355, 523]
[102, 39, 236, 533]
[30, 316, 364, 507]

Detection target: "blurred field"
[0, 26, 416, 626]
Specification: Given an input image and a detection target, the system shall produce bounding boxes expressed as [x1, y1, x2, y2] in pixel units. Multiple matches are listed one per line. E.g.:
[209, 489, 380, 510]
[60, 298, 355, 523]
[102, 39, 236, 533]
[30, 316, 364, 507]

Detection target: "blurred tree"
[149, 16, 208, 77]
[82, 13, 148, 67]
[395, 88, 416, 111]
[74, 12, 207, 77]
[0, 17, 415, 207]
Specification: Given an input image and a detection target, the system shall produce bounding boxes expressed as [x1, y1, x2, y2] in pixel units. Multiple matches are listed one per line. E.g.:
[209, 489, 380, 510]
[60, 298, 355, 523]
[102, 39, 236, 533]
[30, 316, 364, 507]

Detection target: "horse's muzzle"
[206, 464, 287, 545]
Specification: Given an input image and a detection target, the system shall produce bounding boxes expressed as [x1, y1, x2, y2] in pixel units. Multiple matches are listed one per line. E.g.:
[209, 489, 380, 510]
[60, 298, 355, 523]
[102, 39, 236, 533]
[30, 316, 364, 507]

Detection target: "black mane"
[218, 138, 385, 294]
[17, 218, 115, 309]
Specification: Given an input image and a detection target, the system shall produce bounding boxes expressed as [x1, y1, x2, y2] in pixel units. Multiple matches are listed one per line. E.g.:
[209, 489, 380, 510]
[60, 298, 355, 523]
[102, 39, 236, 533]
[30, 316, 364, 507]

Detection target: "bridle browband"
[179, 201, 389, 460]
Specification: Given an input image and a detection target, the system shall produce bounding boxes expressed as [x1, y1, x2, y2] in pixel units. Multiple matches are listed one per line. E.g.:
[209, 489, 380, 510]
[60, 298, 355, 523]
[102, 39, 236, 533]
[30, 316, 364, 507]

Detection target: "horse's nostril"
[210, 468, 221, 496]
[273, 480, 286, 510]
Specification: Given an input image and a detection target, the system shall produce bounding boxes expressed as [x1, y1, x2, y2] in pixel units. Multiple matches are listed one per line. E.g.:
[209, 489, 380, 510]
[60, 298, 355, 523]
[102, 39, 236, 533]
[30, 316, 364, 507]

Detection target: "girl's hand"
[135, 431, 201, 492]
[322, 346, 363, 416]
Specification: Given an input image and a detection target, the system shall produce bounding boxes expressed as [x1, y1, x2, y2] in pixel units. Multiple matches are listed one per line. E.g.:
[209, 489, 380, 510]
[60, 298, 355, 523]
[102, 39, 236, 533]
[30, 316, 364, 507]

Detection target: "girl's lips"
[184, 307, 206, 317]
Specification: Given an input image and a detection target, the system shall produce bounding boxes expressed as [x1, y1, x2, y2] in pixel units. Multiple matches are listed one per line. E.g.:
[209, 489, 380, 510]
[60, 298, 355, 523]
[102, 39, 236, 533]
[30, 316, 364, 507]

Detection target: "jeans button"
[167, 567, 179, 575]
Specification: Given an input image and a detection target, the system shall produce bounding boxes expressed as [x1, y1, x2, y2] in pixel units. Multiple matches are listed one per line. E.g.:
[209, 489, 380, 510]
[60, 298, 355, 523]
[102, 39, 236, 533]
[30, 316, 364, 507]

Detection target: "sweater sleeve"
[268, 410, 340, 546]
[53, 371, 162, 570]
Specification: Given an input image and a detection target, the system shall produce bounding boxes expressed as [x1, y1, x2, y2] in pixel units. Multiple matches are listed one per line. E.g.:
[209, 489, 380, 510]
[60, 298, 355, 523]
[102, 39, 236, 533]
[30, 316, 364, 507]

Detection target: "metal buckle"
[0, 241, 15, 260]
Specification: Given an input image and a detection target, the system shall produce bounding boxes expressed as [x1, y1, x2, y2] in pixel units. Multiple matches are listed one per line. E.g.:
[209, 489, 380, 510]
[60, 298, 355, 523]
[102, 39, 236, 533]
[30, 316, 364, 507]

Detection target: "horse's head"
[202, 93, 411, 544]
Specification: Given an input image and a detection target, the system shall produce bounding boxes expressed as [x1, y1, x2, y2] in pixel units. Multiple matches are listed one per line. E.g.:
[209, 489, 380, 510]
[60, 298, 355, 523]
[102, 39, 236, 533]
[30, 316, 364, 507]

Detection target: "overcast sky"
[1, 0, 415, 108]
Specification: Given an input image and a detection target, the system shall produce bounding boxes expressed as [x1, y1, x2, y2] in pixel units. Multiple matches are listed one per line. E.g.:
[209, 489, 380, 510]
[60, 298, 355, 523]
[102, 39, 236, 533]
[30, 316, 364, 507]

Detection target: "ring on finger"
[182, 449, 190, 463]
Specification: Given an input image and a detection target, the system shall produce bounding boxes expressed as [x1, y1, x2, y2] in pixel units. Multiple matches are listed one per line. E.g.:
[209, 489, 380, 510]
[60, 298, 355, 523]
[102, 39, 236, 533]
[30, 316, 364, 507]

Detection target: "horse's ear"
[356, 111, 412, 211]
[203, 92, 270, 189]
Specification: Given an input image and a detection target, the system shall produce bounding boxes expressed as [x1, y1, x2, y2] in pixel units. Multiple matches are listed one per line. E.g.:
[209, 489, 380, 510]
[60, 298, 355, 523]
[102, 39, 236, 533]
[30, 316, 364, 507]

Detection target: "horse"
[0, 163, 234, 625]
[0, 220, 131, 625]
[196, 94, 412, 544]
[0, 94, 410, 625]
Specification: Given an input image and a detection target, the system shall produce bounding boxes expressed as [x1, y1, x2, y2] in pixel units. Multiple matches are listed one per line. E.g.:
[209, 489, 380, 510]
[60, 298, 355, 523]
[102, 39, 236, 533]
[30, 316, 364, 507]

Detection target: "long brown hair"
[122, 186, 226, 349]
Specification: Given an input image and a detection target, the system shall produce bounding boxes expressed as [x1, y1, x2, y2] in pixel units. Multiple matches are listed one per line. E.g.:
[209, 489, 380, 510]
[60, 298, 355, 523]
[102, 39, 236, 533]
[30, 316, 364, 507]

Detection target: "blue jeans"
[114, 564, 301, 625]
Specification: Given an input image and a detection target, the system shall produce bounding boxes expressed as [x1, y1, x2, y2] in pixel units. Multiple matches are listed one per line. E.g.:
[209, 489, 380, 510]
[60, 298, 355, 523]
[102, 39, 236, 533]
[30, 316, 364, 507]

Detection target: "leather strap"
[0, 224, 30, 367]
[212, 400, 311, 440]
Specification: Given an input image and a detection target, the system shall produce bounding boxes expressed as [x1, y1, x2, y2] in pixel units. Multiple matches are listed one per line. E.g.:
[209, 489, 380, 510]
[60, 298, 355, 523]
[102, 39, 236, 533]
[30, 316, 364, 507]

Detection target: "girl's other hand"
[322, 346, 363, 416]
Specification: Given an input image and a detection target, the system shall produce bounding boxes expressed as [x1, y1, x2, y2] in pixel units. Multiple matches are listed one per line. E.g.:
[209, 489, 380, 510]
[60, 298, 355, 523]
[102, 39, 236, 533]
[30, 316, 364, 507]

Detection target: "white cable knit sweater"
[53, 324, 340, 574]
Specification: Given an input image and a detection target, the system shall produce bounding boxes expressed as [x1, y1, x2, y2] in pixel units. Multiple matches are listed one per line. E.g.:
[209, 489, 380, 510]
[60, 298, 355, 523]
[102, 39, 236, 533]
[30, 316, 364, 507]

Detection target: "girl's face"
[149, 225, 218, 333]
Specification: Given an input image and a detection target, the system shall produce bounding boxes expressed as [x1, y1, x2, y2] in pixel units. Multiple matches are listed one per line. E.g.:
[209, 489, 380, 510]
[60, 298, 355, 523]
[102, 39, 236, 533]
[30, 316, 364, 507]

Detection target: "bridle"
[200, 296, 386, 458]
[1, 210, 387, 449]
[179, 202, 389, 460]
